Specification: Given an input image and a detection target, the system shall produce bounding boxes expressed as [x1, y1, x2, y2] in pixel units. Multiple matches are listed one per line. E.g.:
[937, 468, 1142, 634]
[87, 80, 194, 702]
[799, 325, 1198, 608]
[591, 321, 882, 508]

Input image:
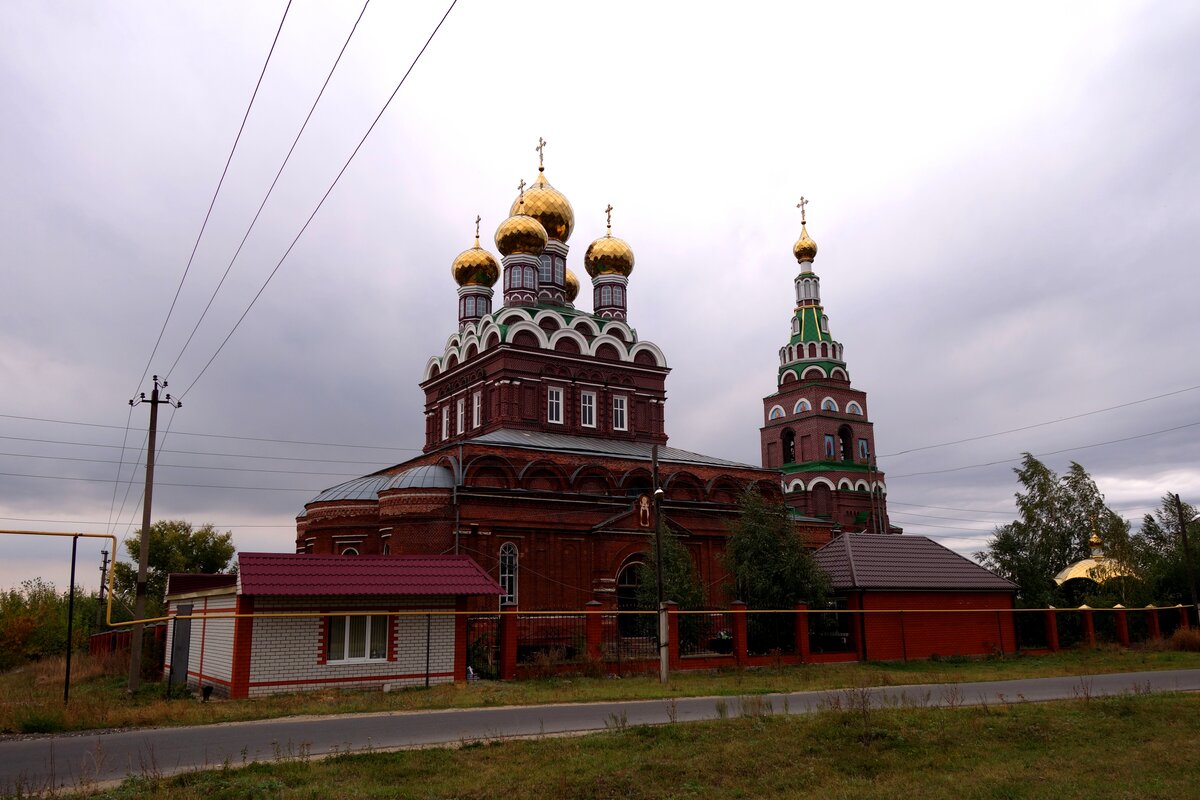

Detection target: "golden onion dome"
[451, 237, 500, 287]
[564, 268, 580, 302]
[793, 224, 818, 263]
[584, 232, 635, 277]
[495, 212, 548, 257]
[1088, 532, 1103, 549]
[510, 169, 574, 242]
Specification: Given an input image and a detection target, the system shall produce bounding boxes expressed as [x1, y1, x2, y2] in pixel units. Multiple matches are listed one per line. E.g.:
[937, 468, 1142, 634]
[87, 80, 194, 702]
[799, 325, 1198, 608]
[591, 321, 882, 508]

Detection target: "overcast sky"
[3, 0, 1199, 593]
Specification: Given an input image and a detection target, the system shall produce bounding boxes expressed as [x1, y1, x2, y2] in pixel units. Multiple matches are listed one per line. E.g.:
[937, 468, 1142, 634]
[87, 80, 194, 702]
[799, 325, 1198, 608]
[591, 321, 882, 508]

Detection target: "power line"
[0, 451, 360, 478]
[0, 471, 318, 493]
[888, 419, 1200, 479]
[887, 500, 1012, 515]
[178, 0, 460, 399]
[0, 516, 294, 528]
[165, 0, 372, 380]
[0, 412, 420, 452]
[879, 383, 1200, 458]
[134, 0, 294, 393]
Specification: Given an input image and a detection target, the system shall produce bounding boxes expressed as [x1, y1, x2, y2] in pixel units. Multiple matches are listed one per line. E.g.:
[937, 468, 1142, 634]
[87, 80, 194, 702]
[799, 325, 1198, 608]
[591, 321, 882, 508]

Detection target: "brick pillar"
[1081, 606, 1096, 648]
[848, 594, 865, 661]
[731, 601, 748, 665]
[1114, 605, 1130, 647]
[665, 601, 680, 671]
[1180, 605, 1191, 631]
[1044, 609, 1060, 652]
[1147, 606, 1161, 639]
[453, 597, 468, 681]
[499, 602, 518, 680]
[794, 602, 810, 662]
[230, 596, 254, 700]
[585, 600, 603, 661]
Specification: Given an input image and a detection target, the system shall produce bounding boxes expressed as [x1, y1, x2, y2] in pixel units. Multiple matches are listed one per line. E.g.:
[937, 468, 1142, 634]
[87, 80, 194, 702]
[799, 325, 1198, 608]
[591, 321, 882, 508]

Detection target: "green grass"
[52, 692, 1200, 799]
[3, 646, 1199, 735]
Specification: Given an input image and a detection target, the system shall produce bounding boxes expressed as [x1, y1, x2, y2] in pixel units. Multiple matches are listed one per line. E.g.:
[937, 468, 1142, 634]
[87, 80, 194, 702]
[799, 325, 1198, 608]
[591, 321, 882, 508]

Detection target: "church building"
[296, 144, 893, 610]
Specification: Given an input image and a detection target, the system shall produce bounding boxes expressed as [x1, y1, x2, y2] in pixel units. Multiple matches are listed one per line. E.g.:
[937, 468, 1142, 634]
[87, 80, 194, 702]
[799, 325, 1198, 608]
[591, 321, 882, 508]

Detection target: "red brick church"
[296, 146, 897, 610]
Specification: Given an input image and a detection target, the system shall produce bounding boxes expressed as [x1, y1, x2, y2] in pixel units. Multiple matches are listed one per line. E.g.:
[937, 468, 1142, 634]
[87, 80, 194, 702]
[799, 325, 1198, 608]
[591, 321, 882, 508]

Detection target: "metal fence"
[678, 611, 734, 658]
[465, 614, 499, 679]
[516, 614, 587, 666]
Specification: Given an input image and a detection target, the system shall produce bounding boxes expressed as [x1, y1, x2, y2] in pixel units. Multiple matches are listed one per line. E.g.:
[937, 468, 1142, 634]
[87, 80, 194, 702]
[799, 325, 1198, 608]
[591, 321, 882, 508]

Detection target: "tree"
[977, 455, 1131, 607]
[634, 522, 705, 612]
[1129, 494, 1199, 607]
[0, 578, 102, 670]
[113, 520, 235, 618]
[723, 487, 830, 610]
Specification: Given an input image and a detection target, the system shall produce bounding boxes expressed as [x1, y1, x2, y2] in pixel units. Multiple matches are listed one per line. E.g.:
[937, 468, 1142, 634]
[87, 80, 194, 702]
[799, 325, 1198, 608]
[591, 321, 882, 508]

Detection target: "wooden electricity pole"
[127, 376, 180, 693]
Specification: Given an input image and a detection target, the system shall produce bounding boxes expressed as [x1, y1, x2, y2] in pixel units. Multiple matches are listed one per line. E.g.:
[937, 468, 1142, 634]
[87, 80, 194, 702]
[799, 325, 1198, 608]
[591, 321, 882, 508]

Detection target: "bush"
[1168, 627, 1200, 652]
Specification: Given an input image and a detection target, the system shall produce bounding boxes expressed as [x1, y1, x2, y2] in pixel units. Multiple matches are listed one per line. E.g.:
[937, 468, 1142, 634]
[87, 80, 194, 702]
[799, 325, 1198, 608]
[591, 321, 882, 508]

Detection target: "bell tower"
[759, 199, 894, 534]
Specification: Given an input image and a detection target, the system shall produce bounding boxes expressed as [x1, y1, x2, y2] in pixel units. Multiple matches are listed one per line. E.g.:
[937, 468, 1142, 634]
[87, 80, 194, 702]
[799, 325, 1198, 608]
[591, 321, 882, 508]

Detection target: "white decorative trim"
[548, 328, 589, 352]
[820, 396, 839, 412]
[786, 478, 805, 492]
[837, 479, 853, 491]
[854, 479, 870, 491]
[807, 477, 836, 490]
[802, 365, 827, 379]
[767, 404, 786, 421]
[505, 320, 551, 348]
[845, 401, 863, 415]
[793, 398, 812, 414]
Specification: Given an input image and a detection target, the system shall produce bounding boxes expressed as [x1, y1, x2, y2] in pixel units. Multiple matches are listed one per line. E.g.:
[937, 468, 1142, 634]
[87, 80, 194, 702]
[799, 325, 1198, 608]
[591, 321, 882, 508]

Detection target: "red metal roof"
[236, 553, 503, 597]
[165, 573, 237, 597]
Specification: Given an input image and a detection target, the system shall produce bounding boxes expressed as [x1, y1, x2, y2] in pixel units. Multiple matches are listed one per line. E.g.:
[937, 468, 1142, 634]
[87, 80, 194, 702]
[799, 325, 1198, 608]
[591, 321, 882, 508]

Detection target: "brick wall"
[164, 592, 237, 695]
[859, 591, 1016, 660]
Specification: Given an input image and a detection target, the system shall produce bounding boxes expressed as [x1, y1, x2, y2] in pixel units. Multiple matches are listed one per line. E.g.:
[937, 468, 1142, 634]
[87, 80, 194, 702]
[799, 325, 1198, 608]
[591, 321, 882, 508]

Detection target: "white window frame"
[441, 406, 449, 440]
[456, 397, 465, 434]
[326, 613, 389, 663]
[499, 542, 518, 604]
[580, 391, 596, 428]
[612, 395, 628, 431]
[547, 386, 564, 424]
[472, 390, 482, 429]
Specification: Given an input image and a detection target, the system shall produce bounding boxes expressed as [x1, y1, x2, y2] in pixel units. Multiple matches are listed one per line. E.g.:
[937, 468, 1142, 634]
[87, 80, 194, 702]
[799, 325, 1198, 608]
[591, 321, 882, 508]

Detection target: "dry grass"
[44, 692, 1200, 799]
[3, 646, 1199, 736]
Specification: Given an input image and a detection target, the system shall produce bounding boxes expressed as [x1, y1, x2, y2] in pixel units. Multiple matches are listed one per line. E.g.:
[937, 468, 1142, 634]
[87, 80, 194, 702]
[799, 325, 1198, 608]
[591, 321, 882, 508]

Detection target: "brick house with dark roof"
[163, 553, 501, 698]
[813, 534, 1017, 661]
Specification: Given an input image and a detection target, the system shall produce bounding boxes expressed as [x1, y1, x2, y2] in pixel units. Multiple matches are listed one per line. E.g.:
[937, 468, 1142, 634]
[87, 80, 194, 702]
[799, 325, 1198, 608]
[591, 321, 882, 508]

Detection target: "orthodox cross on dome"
[797, 196, 809, 225]
[474, 214, 481, 243]
[605, 203, 613, 234]
[536, 137, 547, 170]
[516, 178, 526, 210]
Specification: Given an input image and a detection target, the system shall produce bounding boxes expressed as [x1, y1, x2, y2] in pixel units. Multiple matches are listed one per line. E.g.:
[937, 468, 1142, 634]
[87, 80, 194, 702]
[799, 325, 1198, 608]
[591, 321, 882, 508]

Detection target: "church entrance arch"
[616, 560, 647, 636]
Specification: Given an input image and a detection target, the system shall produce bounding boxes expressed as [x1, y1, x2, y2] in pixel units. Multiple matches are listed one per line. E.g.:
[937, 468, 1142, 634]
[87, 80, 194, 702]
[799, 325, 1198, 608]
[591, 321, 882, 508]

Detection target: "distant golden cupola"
[564, 268, 580, 302]
[793, 196, 818, 264]
[495, 206, 548, 257]
[584, 228, 635, 277]
[510, 168, 574, 243]
[451, 233, 500, 287]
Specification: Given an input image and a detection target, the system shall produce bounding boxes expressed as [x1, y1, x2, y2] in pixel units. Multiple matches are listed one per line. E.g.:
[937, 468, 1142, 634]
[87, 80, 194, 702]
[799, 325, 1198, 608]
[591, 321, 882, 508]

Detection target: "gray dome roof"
[307, 474, 396, 504]
[381, 464, 456, 491]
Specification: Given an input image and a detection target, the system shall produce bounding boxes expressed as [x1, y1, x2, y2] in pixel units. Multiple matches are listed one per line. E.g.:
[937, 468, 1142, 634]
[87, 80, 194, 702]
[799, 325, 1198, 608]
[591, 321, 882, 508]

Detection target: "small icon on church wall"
[638, 495, 651, 528]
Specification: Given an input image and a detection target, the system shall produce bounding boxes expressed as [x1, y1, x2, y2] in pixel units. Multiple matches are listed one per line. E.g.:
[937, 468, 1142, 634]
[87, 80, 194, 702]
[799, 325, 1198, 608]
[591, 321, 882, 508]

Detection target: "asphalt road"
[3, 668, 1198, 794]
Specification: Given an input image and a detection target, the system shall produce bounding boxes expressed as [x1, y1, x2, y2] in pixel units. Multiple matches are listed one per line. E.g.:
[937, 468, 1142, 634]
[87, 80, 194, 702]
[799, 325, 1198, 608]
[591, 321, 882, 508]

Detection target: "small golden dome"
[495, 213, 548, 257]
[585, 233, 635, 277]
[793, 224, 818, 263]
[451, 238, 500, 287]
[510, 170, 574, 242]
[564, 269, 580, 302]
[1089, 532, 1103, 548]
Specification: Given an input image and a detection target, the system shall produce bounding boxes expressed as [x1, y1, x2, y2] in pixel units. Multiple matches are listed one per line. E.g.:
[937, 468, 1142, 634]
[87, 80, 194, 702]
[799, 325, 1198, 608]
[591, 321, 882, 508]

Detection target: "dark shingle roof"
[813, 534, 1016, 592]
[236, 553, 502, 597]
[165, 573, 237, 597]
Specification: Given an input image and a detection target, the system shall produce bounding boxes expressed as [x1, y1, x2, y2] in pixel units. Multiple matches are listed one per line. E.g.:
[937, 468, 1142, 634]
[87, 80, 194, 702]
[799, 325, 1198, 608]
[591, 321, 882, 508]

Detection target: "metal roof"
[382, 464, 455, 490]
[308, 474, 394, 504]
[307, 465, 455, 506]
[165, 573, 237, 597]
[464, 429, 758, 470]
[236, 553, 502, 597]
[813, 534, 1017, 592]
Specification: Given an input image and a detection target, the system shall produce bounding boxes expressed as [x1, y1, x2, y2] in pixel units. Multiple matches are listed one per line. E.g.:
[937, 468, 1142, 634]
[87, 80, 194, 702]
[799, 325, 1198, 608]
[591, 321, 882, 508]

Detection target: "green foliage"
[113, 520, 236, 617]
[723, 487, 830, 609]
[977, 455, 1132, 607]
[1127, 494, 1200, 608]
[634, 522, 705, 611]
[0, 578, 101, 670]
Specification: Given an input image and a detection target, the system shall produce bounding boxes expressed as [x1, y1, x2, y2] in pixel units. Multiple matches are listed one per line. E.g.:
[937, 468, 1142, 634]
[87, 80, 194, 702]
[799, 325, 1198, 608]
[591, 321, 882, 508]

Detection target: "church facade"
[296, 146, 893, 610]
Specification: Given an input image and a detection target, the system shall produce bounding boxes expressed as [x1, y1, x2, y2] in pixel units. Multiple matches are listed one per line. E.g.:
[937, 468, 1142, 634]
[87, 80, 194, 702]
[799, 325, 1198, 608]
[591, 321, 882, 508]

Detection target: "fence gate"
[465, 614, 499, 679]
[167, 604, 192, 687]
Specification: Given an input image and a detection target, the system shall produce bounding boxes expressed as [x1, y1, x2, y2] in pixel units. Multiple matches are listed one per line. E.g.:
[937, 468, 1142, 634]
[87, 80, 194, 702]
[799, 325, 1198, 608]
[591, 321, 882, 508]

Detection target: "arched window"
[539, 255, 552, 283]
[554, 257, 564, 284]
[341, 547, 359, 556]
[499, 542, 518, 604]
[808, 343, 817, 358]
[782, 429, 796, 463]
[465, 296, 476, 316]
[601, 285, 613, 305]
[614, 286, 624, 305]
[821, 398, 838, 412]
[523, 266, 536, 288]
[820, 343, 828, 357]
[768, 405, 785, 420]
[838, 425, 854, 462]
[794, 399, 812, 413]
[846, 401, 863, 415]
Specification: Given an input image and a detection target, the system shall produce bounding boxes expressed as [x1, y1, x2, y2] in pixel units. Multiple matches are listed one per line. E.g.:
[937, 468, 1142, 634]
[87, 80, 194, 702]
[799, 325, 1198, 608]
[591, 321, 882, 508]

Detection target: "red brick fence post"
[1146, 605, 1161, 640]
[499, 602, 518, 680]
[1080, 605, 1096, 648]
[1114, 605, 1130, 647]
[665, 601, 680, 672]
[1044, 608, 1060, 652]
[585, 601, 603, 662]
[794, 602, 810, 662]
[731, 601, 748, 666]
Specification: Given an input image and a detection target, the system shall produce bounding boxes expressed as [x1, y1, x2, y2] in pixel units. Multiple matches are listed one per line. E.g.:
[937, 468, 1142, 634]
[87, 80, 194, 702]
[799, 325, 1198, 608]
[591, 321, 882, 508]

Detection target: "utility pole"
[96, 548, 110, 629]
[127, 376, 181, 693]
[651, 444, 667, 684]
[1173, 493, 1200, 625]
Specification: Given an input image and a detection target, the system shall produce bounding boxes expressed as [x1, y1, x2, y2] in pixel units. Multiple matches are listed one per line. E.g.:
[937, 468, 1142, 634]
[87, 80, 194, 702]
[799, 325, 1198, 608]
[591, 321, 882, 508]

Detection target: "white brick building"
[164, 553, 501, 698]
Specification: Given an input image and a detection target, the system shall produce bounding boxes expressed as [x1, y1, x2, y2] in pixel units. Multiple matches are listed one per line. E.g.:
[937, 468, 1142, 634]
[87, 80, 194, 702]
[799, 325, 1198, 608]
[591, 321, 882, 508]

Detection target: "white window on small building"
[580, 391, 596, 428]
[499, 542, 518, 604]
[612, 395, 628, 431]
[327, 613, 389, 662]
[472, 390, 482, 429]
[547, 386, 563, 424]
[441, 406, 450, 440]
[456, 397, 466, 433]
